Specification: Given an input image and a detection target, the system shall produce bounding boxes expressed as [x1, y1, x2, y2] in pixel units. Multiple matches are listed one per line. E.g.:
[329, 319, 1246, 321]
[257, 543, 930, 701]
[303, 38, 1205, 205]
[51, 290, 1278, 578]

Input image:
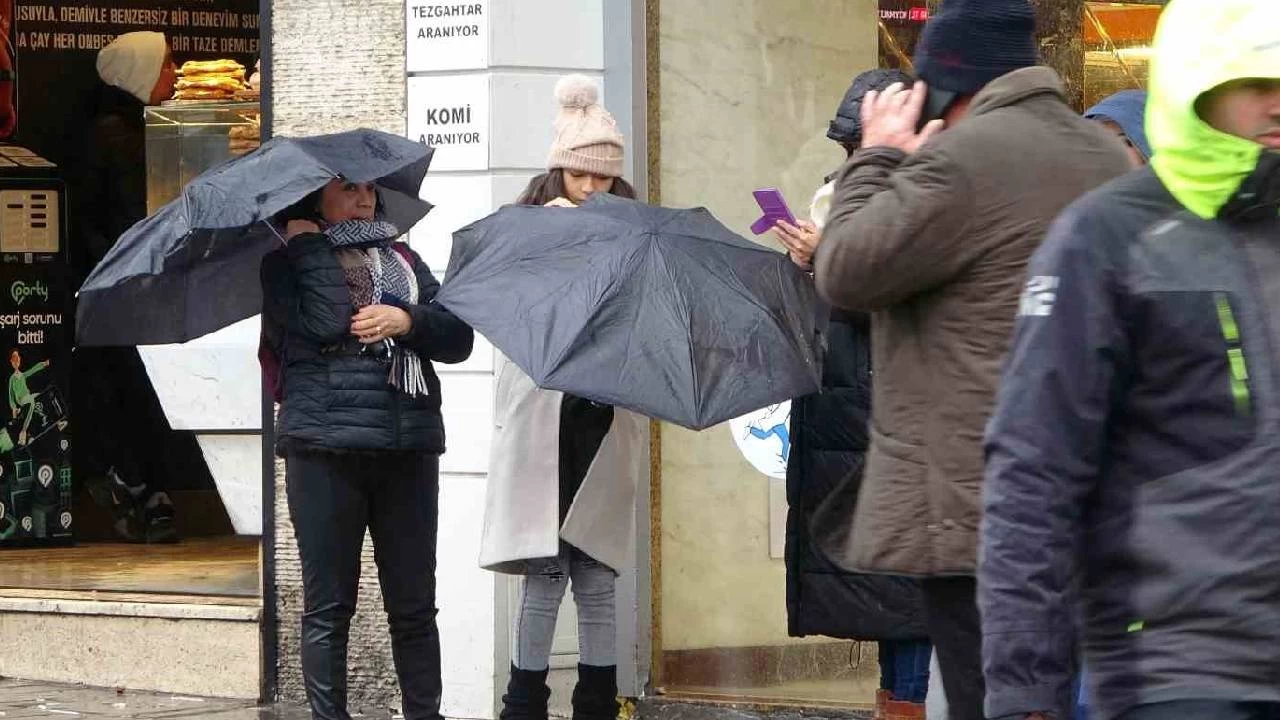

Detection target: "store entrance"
[0, 1, 263, 604]
[649, 0, 1165, 711]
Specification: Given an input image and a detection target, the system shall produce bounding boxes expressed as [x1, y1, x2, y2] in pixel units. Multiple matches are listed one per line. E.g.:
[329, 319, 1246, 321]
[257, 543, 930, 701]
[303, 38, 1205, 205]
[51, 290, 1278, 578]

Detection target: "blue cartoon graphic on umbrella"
[729, 401, 792, 479]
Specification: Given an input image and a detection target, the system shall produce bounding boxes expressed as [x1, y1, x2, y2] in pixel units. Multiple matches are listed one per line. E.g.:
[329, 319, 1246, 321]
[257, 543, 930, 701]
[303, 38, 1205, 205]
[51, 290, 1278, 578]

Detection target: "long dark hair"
[516, 169, 637, 206]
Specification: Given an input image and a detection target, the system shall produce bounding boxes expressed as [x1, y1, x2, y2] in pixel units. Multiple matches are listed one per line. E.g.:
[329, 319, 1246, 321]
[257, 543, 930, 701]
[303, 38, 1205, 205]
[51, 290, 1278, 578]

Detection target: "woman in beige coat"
[480, 75, 648, 720]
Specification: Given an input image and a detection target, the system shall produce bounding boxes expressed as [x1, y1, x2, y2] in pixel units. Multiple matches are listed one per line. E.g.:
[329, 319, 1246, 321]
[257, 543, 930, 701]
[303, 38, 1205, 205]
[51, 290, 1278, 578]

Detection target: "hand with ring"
[351, 304, 413, 344]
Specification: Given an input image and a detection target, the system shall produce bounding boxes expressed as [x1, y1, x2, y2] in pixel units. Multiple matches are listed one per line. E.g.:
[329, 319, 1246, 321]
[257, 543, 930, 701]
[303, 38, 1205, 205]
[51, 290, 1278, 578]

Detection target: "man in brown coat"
[809, 0, 1130, 717]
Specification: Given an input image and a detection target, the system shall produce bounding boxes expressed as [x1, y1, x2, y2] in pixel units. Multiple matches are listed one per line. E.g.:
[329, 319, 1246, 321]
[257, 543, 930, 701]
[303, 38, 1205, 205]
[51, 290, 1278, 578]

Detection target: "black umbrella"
[436, 194, 825, 431]
[75, 129, 434, 346]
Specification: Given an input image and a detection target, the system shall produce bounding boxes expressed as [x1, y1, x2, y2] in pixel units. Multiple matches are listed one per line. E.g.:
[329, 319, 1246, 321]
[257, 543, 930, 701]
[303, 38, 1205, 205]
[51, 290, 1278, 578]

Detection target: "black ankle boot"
[571, 664, 619, 720]
[500, 665, 551, 720]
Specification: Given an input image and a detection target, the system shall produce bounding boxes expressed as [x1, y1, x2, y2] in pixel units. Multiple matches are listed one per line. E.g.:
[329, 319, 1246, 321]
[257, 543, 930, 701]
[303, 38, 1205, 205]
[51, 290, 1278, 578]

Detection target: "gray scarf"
[326, 220, 429, 397]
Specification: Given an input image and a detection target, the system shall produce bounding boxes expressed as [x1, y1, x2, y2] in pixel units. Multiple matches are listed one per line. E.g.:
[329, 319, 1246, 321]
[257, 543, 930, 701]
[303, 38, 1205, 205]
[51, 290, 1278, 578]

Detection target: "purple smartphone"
[750, 188, 798, 235]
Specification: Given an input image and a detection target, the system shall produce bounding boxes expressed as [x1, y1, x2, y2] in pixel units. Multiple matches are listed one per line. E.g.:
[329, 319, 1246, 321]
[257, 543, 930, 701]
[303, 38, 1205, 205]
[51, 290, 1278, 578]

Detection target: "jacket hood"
[1085, 90, 1151, 159]
[1147, 0, 1280, 219]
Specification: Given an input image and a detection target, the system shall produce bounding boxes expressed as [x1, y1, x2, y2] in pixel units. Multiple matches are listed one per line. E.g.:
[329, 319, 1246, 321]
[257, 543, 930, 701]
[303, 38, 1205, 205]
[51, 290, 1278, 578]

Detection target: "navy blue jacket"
[981, 167, 1280, 720]
[261, 233, 473, 455]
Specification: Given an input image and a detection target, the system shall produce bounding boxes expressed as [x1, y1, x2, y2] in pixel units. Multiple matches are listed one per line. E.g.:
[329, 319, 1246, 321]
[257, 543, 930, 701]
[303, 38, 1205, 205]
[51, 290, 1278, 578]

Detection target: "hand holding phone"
[862, 81, 945, 154]
[750, 188, 797, 235]
[773, 219, 820, 270]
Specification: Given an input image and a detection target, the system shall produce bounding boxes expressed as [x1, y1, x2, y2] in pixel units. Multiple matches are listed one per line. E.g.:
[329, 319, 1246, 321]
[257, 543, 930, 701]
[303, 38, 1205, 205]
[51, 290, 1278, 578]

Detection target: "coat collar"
[968, 66, 1067, 117]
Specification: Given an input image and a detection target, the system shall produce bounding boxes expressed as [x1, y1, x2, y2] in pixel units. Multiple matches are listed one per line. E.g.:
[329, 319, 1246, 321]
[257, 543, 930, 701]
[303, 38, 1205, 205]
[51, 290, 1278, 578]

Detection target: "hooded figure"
[780, 67, 931, 720]
[1085, 90, 1152, 165]
[981, 2, 1280, 719]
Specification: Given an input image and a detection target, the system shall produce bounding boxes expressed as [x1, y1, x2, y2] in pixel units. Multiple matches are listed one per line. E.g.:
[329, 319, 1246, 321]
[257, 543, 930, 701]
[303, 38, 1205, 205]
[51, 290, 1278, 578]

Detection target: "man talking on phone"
[809, 1, 1130, 718]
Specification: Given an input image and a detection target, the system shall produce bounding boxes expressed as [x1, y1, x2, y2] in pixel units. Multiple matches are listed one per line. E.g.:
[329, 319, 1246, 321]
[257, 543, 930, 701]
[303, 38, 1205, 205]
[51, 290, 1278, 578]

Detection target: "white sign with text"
[406, 1, 489, 72]
[408, 74, 491, 172]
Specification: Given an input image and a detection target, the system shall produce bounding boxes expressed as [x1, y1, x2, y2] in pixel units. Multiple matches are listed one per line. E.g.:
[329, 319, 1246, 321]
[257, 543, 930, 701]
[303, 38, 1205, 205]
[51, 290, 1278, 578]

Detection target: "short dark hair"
[515, 169, 637, 206]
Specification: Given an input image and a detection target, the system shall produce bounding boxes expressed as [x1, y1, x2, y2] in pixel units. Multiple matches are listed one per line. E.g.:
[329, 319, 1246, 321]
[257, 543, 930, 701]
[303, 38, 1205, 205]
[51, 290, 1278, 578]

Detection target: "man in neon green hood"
[1147, 0, 1280, 220]
[979, 2, 1280, 720]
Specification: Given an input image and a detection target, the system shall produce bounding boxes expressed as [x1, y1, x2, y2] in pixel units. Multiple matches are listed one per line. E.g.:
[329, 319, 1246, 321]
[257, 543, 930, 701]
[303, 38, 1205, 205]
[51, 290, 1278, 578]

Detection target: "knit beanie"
[97, 31, 168, 104]
[828, 68, 916, 145]
[547, 75, 625, 178]
[913, 0, 1039, 96]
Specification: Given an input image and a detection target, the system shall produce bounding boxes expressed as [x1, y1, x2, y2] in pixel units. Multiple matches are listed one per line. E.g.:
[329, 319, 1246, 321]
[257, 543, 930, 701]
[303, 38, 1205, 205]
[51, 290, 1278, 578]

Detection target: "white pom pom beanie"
[546, 74, 625, 178]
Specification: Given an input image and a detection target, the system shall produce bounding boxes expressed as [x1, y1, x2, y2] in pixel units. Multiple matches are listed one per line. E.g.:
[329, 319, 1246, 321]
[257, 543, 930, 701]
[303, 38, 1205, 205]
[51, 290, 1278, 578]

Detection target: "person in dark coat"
[808, 3, 1130, 717]
[981, 3, 1280, 720]
[775, 68, 931, 720]
[261, 179, 474, 720]
[71, 31, 208, 544]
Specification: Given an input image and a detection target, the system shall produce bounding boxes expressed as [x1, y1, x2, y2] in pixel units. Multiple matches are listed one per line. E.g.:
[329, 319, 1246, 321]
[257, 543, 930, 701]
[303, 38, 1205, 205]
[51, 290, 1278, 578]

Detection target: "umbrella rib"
[539, 235, 639, 387]
[663, 234, 794, 345]
[650, 232, 700, 425]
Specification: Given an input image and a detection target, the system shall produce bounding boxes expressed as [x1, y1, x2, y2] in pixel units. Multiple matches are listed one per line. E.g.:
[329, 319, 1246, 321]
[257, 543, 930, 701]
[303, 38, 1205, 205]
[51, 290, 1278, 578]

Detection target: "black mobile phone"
[917, 86, 958, 133]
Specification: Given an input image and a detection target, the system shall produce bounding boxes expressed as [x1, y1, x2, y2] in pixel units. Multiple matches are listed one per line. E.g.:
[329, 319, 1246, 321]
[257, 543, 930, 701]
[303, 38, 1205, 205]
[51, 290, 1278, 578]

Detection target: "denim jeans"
[512, 546, 617, 670]
[1075, 668, 1089, 720]
[878, 639, 932, 703]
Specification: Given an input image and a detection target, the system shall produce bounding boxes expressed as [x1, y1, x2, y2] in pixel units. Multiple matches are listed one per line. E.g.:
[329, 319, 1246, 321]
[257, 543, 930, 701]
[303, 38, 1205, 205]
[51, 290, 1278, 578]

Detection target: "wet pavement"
[637, 699, 870, 720]
[0, 679, 874, 720]
[0, 679, 320, 720]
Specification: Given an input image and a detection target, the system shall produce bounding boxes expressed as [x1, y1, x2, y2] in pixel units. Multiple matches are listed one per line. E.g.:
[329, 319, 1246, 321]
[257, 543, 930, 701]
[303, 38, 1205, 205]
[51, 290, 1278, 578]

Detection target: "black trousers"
[1119, 702, 1280, 720]
[920, 576, 985, 720]
[73, 346, 211, 492]
[286, 450, 443, 720]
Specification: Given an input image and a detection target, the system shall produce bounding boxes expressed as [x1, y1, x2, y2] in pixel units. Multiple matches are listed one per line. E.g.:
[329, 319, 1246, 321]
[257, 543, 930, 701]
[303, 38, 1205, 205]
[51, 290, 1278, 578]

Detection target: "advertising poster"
[0, 257, 71, 544]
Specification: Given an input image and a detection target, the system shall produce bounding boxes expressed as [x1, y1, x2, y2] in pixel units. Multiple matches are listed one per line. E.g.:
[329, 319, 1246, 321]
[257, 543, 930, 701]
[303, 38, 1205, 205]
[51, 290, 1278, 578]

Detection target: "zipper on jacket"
[1215, 292, 1251, 416]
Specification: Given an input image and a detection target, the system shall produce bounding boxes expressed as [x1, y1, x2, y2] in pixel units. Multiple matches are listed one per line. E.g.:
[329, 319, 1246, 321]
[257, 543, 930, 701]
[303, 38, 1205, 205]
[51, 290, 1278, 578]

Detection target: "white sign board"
[406, 1, 489, 72]
[728, 401, 792, 480]
[408, 74, 491, 172]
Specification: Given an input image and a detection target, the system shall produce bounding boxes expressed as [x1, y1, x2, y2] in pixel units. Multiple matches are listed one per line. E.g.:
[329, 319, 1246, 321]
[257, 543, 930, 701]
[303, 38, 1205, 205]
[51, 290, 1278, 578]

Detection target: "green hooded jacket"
[1148, 0, 1280, 219]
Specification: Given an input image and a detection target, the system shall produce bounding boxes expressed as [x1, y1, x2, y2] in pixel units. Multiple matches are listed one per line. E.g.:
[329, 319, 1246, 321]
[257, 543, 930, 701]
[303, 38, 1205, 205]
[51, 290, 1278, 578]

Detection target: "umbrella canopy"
[437, 194, 825, 430]
[76, 129, 434, 346]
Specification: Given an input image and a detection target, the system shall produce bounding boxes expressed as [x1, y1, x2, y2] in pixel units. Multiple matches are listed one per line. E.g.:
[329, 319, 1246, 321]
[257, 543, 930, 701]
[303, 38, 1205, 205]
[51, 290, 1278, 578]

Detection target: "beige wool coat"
[480, 353, 648, 575]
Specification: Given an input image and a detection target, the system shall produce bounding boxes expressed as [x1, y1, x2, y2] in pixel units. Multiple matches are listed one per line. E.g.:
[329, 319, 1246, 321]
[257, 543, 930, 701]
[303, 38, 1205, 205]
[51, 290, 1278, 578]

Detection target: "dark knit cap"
[827, 68, 916, 145]
[913, 0, 1039, 96]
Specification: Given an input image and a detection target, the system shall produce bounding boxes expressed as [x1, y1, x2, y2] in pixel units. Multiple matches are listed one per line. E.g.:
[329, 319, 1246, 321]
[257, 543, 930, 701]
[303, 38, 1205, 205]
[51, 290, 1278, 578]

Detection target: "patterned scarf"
[327, 220, 429, 397]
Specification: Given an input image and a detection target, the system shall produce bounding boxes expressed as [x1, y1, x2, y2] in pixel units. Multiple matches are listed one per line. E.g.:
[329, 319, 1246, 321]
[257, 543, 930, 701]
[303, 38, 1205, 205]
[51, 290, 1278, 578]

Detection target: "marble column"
[655, 0, 882, 702]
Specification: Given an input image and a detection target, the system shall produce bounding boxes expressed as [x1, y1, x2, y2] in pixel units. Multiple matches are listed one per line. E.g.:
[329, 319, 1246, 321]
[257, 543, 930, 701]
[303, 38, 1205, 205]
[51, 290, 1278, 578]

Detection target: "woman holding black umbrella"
[260, 178, 473, 720]
[480, 75, 647, 720]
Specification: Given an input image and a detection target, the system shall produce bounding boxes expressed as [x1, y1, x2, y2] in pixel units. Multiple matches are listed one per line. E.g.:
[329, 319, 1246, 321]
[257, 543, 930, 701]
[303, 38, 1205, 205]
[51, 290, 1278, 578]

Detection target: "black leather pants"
[286, 450, 443, 720]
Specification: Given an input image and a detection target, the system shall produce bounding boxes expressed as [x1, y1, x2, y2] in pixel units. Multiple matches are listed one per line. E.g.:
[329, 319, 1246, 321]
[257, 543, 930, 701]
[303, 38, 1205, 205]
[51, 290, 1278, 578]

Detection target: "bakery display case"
[144, 101, 261, 214]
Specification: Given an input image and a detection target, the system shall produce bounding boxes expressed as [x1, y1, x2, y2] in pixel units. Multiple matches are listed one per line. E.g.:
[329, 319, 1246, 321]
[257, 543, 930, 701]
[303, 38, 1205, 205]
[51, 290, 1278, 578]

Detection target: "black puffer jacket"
[71, 84, 147, 284]
[786, 309, 928, 641]
[261, 233, 473, 454]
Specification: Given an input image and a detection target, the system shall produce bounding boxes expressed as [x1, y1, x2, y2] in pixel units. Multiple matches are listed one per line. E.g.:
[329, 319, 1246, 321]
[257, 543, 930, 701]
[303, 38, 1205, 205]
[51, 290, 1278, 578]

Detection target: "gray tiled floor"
[0, 680, 319, 720]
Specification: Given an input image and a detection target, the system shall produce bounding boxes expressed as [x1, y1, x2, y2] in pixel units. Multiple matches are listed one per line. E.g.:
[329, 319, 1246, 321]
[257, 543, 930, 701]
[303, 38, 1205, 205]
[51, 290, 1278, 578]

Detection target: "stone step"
[0, 590, 261, 700]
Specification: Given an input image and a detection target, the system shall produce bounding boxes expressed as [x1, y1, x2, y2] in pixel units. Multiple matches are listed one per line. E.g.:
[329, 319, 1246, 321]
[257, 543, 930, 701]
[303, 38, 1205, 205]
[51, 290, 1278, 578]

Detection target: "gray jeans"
[512, 548, 616, 670]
